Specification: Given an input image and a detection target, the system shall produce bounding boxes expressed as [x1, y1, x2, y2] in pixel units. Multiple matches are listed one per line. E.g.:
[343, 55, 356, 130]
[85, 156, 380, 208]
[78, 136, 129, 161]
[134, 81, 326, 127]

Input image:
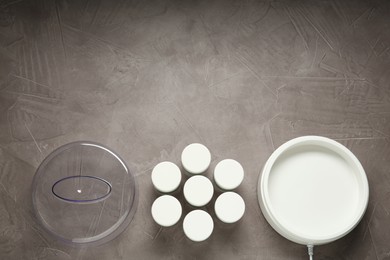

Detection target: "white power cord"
[307, 244, 314, 260]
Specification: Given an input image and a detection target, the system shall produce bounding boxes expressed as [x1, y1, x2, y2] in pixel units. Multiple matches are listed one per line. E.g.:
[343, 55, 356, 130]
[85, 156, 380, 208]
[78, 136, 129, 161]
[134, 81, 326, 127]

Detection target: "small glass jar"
[183, 210, 214, 242]
[151, 195, 182, 227]
[181, 143, 211, 175]
[183, 175, 214, 207]
[214, 159, 244, 191]
[214, 192, 245, 224]
[151, 161, 182, 193]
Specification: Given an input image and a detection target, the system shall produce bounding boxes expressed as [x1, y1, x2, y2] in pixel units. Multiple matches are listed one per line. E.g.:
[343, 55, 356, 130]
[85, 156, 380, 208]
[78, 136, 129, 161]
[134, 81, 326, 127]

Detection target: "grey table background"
[0, 0, 390, 259]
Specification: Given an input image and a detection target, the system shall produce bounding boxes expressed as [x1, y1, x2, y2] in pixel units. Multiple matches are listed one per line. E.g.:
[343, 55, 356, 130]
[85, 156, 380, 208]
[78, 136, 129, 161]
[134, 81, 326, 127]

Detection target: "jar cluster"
[151, 143, 245, 242]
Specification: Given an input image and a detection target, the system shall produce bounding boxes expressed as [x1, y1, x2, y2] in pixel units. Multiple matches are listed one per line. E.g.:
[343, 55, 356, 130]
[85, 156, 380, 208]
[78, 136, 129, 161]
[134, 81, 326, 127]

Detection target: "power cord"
[307, 244, 314, 260]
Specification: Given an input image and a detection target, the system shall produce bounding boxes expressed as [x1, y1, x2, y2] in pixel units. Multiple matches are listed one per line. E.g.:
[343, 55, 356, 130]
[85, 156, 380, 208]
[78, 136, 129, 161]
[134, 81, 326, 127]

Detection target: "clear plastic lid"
[32, 141, 138, 246]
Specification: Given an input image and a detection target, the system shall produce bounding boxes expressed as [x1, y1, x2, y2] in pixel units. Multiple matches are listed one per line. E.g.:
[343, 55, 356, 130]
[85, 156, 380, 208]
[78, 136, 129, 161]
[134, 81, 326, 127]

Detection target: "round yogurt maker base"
[258, 136, 369, 251]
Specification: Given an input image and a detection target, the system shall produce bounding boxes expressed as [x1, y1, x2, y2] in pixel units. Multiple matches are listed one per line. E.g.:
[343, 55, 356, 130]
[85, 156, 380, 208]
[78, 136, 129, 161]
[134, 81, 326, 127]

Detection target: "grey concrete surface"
[0, 0, 390, 259]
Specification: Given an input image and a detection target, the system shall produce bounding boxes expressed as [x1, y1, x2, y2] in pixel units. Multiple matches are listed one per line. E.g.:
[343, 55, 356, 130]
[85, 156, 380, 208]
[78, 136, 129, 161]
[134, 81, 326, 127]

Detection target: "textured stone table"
[0, 0, 389, 259]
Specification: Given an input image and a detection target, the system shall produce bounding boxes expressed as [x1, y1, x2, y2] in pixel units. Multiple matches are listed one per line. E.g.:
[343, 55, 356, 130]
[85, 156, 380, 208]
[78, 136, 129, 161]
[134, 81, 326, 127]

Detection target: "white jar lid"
[151, 195, 182, 227]
[214, 159, 244, 190]
[214, 192, 245, 224]
[183, 210, 214, 242]
[151, 161, 182, 193]
[183, 175, 214, 207]
[181, 143, 211, 174]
